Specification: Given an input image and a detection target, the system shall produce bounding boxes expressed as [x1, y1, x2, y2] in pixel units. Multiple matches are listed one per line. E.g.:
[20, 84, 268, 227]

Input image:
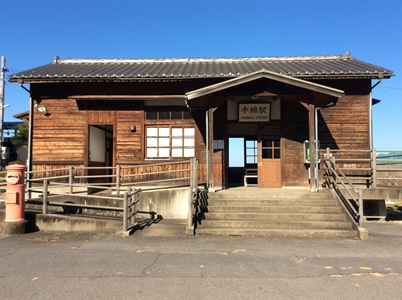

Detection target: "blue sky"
[2, 0, 401, 149]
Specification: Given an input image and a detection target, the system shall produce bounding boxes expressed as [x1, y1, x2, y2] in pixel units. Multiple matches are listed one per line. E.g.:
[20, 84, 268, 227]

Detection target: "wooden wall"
[32, 99, 86, 165]
[116, 111, 143, 164]
[281, 94, 370, 186]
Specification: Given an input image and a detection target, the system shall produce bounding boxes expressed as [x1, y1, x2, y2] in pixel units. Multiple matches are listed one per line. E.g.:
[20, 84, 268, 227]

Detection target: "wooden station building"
[9, 53, 393, 191]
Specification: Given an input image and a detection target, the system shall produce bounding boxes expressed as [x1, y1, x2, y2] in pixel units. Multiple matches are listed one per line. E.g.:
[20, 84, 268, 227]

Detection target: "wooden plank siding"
[320, 95, 369, 151]
[116, 111, 144, 164]
[281, 100, 310, 186]
[32, 99, 86, 164]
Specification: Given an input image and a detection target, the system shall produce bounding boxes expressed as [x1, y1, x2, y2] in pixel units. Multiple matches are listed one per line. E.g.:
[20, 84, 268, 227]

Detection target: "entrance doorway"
[228, 137, 258, 187]
[258, 125, 281, 188]
[88, 125, 113, 192]
[227, 125, 281, 188]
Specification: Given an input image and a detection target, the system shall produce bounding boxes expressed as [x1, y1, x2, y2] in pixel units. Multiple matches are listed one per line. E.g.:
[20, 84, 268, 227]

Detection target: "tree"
[10, 122, 28, 148]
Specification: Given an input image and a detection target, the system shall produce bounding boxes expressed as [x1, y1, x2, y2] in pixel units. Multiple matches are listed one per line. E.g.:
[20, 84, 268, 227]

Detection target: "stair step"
[196, 228, 357, 238]
[199, 219, 353, 230]
[208, 192, 334, 200]
[196, 189, 356, 238]
[208, 199, 338, 206]
[208, 206, 342, 214]
[205, 212, 347, 221]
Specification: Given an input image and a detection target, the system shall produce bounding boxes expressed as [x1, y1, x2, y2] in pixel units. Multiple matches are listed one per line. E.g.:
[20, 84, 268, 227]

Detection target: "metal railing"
[323, 148, 402, 188]
[323, 147, 402, 229]
[372, 149, 402, 187]
[23, 159, 196, 234]
[0, 170, 6, 204]
[323, 148, 363, 228]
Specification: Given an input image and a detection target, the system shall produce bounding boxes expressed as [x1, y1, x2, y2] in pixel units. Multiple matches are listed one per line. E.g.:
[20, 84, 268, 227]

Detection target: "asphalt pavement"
[1, 221, 402, 300]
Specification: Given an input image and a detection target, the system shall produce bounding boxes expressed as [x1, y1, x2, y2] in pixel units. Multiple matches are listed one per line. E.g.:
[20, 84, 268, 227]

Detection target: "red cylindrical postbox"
[4, 164, 26, 222]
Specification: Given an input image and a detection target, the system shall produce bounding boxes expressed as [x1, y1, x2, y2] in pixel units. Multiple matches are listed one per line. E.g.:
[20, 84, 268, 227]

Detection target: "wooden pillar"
[208, 107, 214, 190]
[308, 104, 316, 192]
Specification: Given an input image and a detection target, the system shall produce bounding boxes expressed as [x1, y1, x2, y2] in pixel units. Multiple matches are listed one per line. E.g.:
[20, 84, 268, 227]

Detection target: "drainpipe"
[27, 96, 34, 177]
[19, 84, 34, 192]
[314, 107, 322, 192]
[369, 92, 373, 186]
[369, 76, 382, 187]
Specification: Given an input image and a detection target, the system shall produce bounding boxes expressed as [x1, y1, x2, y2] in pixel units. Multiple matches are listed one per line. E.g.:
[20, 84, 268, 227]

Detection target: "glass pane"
[147, 137, 157, 147]
[159, 148, 169, 157]
[184, 148, 195, 157]
[172, 138, 182, 146]
[184, 137, 194, 146]
[159, 111, 170, 119]
[262, 149, 272, 159]
[274, 139, 280, 147]
[274, 149, 281, 158]
[262, 138, 272, 147]
[172, 128, 182, 136]
[146, 111, 157, 120]
[147, 148, 157, 157]
[246, 140, 255, 148]
[172, 148, 183, 157]
[147, 127, 158, 136]
[159, 127, 169, 136]
[184, 127, 194, 136]
[246, 149, 255, 156]
[171, 111, 182, 119]
[246, 156, 256, 164]
[159, 137, 169, 146]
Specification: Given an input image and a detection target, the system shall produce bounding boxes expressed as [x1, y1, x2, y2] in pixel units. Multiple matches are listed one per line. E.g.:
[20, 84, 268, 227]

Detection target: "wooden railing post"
[69, 165, 74, 194]
[358, 188, 364, 228]
[129, 187, 136, 225]
[123, 189, 128, 232]
[116, 165, 121, 195]
[43, 179, 48, 214]
[372, 148, 377, 188]
[187, 158, 198, 234]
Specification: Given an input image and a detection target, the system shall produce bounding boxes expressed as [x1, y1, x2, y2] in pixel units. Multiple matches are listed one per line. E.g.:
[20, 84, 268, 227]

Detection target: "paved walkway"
[1, 221, 402, 299]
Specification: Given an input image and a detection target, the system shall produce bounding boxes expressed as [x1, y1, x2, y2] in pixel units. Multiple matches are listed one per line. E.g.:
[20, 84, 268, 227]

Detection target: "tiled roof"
[9, 53, 394, 82]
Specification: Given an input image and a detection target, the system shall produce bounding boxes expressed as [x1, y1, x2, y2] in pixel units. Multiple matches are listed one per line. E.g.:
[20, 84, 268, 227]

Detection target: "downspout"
[20, 84, 34, 185]
[369, 75, 383, 187]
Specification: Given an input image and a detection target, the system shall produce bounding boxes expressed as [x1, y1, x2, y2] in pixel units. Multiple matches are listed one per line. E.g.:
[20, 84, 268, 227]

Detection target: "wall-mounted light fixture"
[34, 103, 47, 113]
[130, 125, 136, 133]
[34, 103, 50, 117]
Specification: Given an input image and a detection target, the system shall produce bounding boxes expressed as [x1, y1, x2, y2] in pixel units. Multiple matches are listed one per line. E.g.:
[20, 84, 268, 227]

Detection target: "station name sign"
[239, 103, 270, 122]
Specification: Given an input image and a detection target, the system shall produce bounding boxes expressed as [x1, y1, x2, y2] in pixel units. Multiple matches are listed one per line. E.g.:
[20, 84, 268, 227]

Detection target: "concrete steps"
[195, 189, 357, 238]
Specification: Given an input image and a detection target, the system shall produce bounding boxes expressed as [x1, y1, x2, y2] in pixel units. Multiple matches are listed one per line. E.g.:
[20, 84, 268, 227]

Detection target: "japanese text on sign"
[239, 103, 270, 122]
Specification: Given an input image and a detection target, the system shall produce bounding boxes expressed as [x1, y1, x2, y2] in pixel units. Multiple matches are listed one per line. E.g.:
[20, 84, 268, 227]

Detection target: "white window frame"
[146, 125, 195, 159]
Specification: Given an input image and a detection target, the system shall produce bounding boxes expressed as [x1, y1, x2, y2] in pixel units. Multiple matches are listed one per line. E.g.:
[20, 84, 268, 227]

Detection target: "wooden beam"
[68, 95, 186, 100]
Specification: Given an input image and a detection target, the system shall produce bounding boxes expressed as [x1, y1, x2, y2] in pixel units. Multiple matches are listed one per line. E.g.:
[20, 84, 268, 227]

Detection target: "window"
[146, 110, 192, 120]
[245, 140, 258, 164]
[146, 126, 195, 158]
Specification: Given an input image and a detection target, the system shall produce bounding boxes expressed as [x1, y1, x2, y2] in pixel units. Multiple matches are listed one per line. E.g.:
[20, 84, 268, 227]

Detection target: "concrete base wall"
[139, 188, 190, 219]
[25, 187, 190, 220]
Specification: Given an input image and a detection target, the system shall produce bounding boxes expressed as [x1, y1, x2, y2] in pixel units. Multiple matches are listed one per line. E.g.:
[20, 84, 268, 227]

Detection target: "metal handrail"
[323, 148, 363, 228]
[21, 159, 195, 235]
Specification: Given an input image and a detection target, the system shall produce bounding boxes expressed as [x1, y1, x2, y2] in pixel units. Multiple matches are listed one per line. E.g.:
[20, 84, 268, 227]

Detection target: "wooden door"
[258, 125, 281, 188]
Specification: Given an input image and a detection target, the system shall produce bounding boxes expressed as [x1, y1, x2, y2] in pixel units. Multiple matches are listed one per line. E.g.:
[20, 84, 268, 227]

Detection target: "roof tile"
[8, 54, 394, 82]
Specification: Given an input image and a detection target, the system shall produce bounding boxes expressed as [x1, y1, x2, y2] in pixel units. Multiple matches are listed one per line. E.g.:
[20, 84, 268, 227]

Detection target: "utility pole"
[0, 56, 8, 170]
